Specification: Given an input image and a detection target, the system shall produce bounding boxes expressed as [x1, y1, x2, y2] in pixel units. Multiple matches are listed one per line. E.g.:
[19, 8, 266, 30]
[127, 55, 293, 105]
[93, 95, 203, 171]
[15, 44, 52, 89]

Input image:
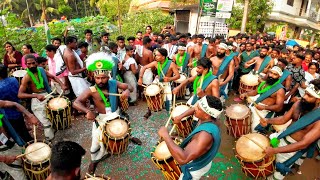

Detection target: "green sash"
[158, 60, 172, 82]
[200, 44, 208, 58]
[217, 55, 233, 76]
[257, 56, 272, 74]
[255, 83, 284, 104]
[279, 69, 291, 83]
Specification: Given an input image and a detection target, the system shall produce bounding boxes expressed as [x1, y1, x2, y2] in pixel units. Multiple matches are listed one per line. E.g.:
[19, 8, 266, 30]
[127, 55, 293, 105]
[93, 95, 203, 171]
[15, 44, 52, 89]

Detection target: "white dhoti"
[0, 144, 27, 180]
[141, 67, 153, 85]
[269, 133, 302, 180]
[68, 75, 90, 97]
[153, 78, 172, 111]
[123, 71, 137, 103]
[31, 92, 54, 140]
[178, 161, 212, 180]
[90, 109, 119, 162]
[51, 77, 70, 95]
[248, 95, 273, 132]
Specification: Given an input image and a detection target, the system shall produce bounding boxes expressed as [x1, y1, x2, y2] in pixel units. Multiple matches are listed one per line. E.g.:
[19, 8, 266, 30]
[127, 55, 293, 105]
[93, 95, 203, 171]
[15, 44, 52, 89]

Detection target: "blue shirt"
[0, 77, 22, 119]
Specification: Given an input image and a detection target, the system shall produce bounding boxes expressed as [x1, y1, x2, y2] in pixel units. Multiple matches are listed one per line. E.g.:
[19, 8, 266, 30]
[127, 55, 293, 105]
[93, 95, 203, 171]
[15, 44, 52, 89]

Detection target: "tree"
[227, 0, 273, 33]
[94, 0, 130, 23]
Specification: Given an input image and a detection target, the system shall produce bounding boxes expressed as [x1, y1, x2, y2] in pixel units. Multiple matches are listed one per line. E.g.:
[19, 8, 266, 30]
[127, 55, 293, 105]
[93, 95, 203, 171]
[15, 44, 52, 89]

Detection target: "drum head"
[25, 142, 51, 164]
[48, 97, 68, 110]
[154, 141, 172, 160]
[12, 70, 27, 77]
[171, 104, 190, 118]
[236, 133, 270, 162]
[105, 119, 129, 138]
[226, 104, 249, 119]
[191, 68, 197, 77]
[85, 177, 106, 180]
[240, 74, 259, 86]
[174, 74, 187, 83]
[145, 84, 161, 96]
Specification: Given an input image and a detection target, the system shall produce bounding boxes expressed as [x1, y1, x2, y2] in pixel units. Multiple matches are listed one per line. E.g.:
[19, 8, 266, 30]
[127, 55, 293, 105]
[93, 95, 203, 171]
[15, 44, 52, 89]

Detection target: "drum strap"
[180, 122, 220, 180]
[279, 69, 291, 84]
[217, 55, 233, 77]
[181, 53, 190, 74]
[0, 109, 25, 146]
[39, 67, 52, 93]
[255, 83, 284, 104]
[158, 60, 172, 82]
[200, 44, 208, 59]
[256, 56, 271, 74]
[108, 80, 118, 113]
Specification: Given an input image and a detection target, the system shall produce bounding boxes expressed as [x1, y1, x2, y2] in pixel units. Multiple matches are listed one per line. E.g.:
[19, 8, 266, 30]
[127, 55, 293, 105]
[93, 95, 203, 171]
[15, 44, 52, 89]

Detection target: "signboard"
[216, 0, 234, 11]
[215, 12, 231, 18]
[200, 0, 218, 17]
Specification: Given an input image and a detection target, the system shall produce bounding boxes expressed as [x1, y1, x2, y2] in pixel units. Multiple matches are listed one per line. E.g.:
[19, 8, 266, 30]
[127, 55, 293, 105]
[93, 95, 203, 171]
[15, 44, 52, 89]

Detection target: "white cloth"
[248, 94, 273, 132]
[51, 77, 70, 95]
[68, 76, 90, 97]
[178, 161, 212, 180]
[135, 45, 143, 58]
[124, 71, 137, 102]
[117, 47, 126, 62]
[153, 78, 172, 102]
[91, 110, 119, 162]
[298, 72, 319, 97]
[31, 92, 54, 140]
[0, 144, 27, 180]
[269, 133, 301, 180]
[186, 42, 195, 49]
[54, 45, 67, 75]
[123, 57, 138, 70]
[140, 65, 153, 85]
[163, 44, 178, 59]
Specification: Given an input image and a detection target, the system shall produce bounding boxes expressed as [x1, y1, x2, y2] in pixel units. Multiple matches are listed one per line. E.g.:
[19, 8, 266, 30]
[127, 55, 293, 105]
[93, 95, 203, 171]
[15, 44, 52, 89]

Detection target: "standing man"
[138, 48, 180, 118]
[162, 36, 178, 60]
[100, 32, 109, 48]
[73, 52, 140, 174]
[159, 95, 222, 180]
[145, 25, 153, 37]
[244, 46, 274, 75]
[64, 36, 90, 97]
[136, 37, 154, 86]
[134, 31, 143, 46]
[116, 36, 126, 62]
[18, 55, 67, 140]
[189, 34, 208, 62]
[206, 38, 217, 58]
[51, 37, 62, 48]
[84, 29, 93, 54]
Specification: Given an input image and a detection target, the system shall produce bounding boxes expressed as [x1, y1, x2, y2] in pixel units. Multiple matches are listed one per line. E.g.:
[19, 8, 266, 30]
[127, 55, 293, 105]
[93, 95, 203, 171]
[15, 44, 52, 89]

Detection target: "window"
[287, 0, 294, 6]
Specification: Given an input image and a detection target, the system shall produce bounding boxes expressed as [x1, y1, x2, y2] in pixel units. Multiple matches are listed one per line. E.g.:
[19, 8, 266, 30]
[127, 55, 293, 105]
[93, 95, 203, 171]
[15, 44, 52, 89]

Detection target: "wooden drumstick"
[33, 125, 37, 143]
[16, 145, 46, 159]
[44, 87, 57, 98]
[106, 93, 122, 97]
[164, 114, 173, 128]
[173, 94, 176, 109]
[246, 95, 265, 119]
[140, 84, 147, 88]
[169, 124, 177, 136]
[57, 90, 63, 99]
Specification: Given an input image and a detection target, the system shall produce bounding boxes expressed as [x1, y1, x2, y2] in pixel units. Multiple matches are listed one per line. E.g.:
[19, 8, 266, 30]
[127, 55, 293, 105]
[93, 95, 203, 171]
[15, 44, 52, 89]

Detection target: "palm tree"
[240, 0, 250, 33]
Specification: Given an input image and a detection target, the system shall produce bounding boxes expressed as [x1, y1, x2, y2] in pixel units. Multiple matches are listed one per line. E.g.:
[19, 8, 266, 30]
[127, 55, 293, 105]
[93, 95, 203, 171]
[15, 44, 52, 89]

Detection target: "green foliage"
[96, 0, 131, 22]
[116, 10, 174, 39]
[226, 0, 273, 32]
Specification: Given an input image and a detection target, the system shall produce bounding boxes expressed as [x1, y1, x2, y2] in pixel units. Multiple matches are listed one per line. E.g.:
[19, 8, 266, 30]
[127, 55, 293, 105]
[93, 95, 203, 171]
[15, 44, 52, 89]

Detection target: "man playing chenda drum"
[138, 48, 180, 119]
[73, 52, 141, 174]
[172, 57, 220, 106]
[259, 79, 320, 180]
[240, 66, 285, 132]
[158, 95, 222, 180]
[18, 54, 67, 141]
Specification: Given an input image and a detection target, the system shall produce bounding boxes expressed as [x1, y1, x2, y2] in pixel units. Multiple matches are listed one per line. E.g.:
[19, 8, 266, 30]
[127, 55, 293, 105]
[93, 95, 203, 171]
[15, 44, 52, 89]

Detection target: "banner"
[200, 0, 218, 17]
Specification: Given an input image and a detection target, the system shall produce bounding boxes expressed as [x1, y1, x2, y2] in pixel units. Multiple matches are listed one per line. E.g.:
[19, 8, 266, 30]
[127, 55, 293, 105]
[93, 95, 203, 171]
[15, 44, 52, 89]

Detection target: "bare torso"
[64, 48, 81, 73]
[192, 44, 202, 60]
[139, 47, 153, 66]
[23, 74, 46, 93]
[210, 56, 230, 79]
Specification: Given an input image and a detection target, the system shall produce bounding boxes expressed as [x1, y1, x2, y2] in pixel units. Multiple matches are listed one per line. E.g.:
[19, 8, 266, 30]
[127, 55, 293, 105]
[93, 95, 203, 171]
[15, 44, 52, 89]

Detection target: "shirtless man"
[210, 43, 235, 99]
[173, 57, 220, 106]
[138, 48, 180, 117]
[18, 54, 67, 140]
[240, 66, 285, 132]
[73, 53, 141, 174]
[158, 95, 222, 179]
[206, 38, 217, 58]
[244, 46, 274, 75]
[261, 79, 320, 180]
[189, 34, 208, 62]
[136, 36, 154, 86]
[63, 36, 90, 97]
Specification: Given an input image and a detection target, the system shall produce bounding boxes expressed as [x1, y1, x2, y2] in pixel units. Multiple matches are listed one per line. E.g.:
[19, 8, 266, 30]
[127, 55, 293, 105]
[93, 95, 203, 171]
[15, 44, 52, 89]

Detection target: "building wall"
[271, 0, 303, 16]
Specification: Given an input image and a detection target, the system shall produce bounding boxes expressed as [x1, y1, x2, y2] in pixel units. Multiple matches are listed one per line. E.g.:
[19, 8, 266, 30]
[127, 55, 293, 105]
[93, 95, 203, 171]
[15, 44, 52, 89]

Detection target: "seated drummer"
[172, 57, 219, 106]
[240, 66, 285, 132]
[18, 55, 67, 141]
[138, 48, 180, 119]
[73, 52, 142, 174]
[0, 100, 39, 180]
[260, 79, 320, 180]
[47, 141, 86, 180]
[158, 95, 222, 180]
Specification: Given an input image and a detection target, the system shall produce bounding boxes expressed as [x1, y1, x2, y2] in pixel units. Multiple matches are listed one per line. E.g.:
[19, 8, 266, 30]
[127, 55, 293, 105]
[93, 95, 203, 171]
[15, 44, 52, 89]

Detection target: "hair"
[295, 52, 305, 60]
[157, 48, 168, 57]
[4, 42, 16, 51]
[101, 32, 110, 37]
[177, 43, 186, 47]
[136, 31, 142, 35]
[310, 79, 320, 91]
[246, 42, 253, 46]
[127, 36, 135, 41]
[65, 36, 77, 45]
[278, 58, 289, 66]
[179, 34, 187, 39]
[158, 34, 165, 39]
[308, 62, 319, 69]
[84, 29, 93, 35]
[51, 37, 62, 43]
[0, 64, 8, 79]
[205, 95, 223, 119]
[116, 36, 125, 41]
[146, 25, 152, 30]
[209, 38, 215, 44]
[197, 57, 212, 69]
[125, 45, 134, 52]
[305, 52, 313, 58]
[45, 44, 57, 53]
[36, 56, 47, 64]
[23, 44, 35, 53]
[78, 41, 89, 48]
[272, 48, 280, 54]
[191, 35, 197, 39]
[24, 54, 36, 63]
[153, 32, 159, 36]
[260, 46, 269, 51]
[50, 141, 85, 176]
[197, 34, 205, 39]
[108, 42, 118, 50]
[143, 36, 152, 45]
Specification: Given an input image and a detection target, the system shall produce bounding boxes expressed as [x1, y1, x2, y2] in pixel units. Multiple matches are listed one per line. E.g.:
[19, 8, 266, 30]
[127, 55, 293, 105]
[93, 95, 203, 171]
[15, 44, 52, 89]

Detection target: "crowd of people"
[0, 24, 319, 180]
